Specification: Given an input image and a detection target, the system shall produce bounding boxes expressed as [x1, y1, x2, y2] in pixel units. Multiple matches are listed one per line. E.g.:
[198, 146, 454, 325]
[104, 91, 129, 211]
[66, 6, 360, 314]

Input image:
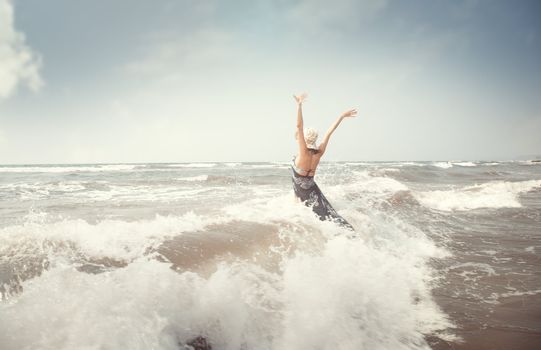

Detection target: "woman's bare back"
[294, 150, 323, 176]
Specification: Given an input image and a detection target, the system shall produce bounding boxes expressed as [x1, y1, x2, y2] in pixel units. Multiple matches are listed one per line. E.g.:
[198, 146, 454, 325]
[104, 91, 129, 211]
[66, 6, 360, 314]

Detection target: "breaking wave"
[412, 180, 541, 211]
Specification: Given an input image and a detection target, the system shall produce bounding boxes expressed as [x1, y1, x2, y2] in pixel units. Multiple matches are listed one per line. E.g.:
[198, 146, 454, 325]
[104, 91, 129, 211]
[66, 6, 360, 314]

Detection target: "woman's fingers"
[293, 93, 308, 104]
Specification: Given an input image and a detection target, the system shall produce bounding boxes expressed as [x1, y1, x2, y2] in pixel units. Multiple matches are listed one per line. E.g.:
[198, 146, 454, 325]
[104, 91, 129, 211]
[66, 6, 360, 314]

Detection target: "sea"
[0, 160, 540, 350]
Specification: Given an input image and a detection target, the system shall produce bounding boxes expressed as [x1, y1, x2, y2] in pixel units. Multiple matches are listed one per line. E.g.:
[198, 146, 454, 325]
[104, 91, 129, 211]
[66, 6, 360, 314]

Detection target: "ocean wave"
[247, 164, 289, 169]
[412, 180, 541, 211]
[6, 182, 218, 202]
[344, 162, 372, 166]
[348, 171, 409, 195]
[0, 180, 89, 193]
[381, 168, 400, 172]
[452, 161, 476, 167]
[0, 204, 454, 349]
[432, 162, 453, 169]
[104, 185, 214, 202]
[397, 162, 428, 167]
[177, 175, 209, 182]
[0, 211, 208, 262]
[448, 262, 498, 277]
[499, 289, 541, 298]
[0, 164, 139, 173]
[167, 163, 217, 168]
[516, 160, 541, 165]
[366, 168, 401, 176]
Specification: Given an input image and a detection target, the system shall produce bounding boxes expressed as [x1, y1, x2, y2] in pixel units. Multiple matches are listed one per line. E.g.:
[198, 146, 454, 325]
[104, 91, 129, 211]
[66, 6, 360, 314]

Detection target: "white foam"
[0, 231, 454, 350]
[0, 177, 456, 348]
[248, 164, 289, 169]
[413, 180, 541, 211]
[168, 163, 217, 168]
[452, 161, 476, 167]
[394, 162, 425, 167]
[480, 250, 498, 255]
[500, 289, 541, 298]
[518, 160, 541, 165]
[432, 162, 453, 169]
[381, 167, 400, 172]
[0, 164, 137, 173]
[177, 175, 209, 182]
[348, 171, 409, 195]
[10, 182, 215, 202]
[277, 236, 453, 349]
[0, 211, 208, 261]
[344, 162, 371, 166]
[449, 262, 497, 277]
[103, 185, 212, 202]
[1, 180, 87, 192]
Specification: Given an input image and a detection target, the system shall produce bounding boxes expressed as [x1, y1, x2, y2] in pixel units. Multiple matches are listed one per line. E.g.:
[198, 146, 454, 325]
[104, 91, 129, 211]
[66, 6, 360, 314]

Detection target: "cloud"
[0, 0, 43, 100]
[285, 0, 388, 34]
[124, 27, 237, 77]
[122, 0, 390, 81]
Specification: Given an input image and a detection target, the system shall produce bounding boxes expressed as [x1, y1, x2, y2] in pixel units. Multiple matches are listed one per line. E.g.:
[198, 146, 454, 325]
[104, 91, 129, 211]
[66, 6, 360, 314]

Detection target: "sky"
[0, 0, 540, 164]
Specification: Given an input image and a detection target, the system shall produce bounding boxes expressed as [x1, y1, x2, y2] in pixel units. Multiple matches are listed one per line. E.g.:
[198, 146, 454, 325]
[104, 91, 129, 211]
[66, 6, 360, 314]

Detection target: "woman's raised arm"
[319, 108, 357, 154]
[293, 93, 309, 152]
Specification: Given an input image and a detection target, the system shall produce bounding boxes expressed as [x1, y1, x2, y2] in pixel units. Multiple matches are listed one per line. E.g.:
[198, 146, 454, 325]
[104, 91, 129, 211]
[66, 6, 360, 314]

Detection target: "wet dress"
[291, 156, 354, 230]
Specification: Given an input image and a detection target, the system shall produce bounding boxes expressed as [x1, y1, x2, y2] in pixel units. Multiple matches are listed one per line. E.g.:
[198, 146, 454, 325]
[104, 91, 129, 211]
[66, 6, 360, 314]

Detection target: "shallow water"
[1, 161, 540, 349]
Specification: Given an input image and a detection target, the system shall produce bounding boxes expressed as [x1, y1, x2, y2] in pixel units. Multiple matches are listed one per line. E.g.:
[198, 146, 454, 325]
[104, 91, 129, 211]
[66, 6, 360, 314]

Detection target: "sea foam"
[0, 190, 454, 349]
[413, 180, 541, 211]
[0, 164, 138, 173]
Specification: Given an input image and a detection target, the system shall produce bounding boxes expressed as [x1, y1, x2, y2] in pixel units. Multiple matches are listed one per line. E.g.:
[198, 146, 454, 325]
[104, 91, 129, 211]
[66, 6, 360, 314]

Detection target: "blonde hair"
[304, 127, 318, 149]
[294, 128, 319, 148]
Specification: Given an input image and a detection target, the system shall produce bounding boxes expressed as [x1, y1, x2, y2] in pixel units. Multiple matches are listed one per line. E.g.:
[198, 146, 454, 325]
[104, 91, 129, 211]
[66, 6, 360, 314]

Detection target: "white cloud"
[0, 0, 43, 100]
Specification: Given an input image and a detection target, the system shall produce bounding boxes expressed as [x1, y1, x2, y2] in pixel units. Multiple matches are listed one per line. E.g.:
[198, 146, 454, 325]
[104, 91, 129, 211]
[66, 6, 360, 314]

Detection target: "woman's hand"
[341, 108, 357, 118]
[293, 93, 308, 105]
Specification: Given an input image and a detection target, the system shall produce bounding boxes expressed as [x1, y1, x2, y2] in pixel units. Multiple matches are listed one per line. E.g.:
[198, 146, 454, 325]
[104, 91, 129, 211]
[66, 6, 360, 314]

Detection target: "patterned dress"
[291, 157, 354, 230]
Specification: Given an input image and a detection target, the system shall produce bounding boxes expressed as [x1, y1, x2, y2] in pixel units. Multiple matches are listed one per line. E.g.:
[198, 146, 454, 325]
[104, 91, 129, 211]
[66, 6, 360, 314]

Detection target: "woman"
[291, 92, 357, 230]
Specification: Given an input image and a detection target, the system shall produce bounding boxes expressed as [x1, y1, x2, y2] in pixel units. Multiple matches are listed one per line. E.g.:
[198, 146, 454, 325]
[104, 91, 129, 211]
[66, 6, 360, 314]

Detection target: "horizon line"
[1, 159, 540, 166]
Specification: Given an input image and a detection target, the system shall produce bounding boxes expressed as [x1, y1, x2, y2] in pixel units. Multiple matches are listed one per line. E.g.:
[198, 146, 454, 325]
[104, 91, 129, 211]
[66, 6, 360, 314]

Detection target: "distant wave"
[177, 175, 209, 182]
[349, 171, 408, 195]
[0, 164, 138, 173]
[6, 182, 213, 202]
[247, 164, 289, 169]
[413, 180, 541, 211]
[167, 163, 217, 168]
[519, 160, 541, 165]
[344, 162, 372, 166]
[0, 180, 87, 194]
[452, 161, 476, 167]
[432, 162, 453, 169]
